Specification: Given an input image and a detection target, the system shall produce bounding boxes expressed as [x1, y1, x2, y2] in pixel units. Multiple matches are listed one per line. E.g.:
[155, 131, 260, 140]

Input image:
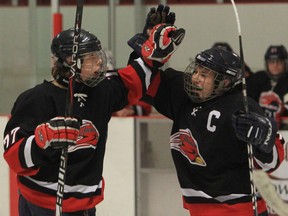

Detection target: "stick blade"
[253, 169, 288, 216]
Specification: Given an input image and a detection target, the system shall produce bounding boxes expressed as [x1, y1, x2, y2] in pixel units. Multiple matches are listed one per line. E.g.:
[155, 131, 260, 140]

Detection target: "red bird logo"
[170, 129, 206, 166]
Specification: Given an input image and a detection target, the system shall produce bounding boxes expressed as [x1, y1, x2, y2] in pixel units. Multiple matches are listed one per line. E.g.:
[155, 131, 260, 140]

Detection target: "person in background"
[3, 21, 185, 216]
[247, 45, 288, 129]
[104, 48, 152, 116]
[128, 5, 285, 216]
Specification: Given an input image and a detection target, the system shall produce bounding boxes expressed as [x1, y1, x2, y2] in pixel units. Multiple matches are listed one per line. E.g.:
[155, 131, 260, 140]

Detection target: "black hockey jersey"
[3, 60, 150, 212]
[146, 68, 285, 216]
[247, 71, 288, 129]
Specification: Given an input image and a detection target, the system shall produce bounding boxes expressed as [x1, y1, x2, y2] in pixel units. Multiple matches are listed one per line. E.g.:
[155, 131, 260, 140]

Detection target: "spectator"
[247, 45, 288, 129]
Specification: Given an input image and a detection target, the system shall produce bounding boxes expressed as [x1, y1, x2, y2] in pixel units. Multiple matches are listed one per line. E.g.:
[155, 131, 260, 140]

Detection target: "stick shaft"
[230, 1, 258, 215]
[55, 1, 84, 215]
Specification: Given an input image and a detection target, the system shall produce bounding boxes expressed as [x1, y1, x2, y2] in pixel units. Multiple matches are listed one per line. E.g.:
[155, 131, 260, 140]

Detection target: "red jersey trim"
[4, 138, 39, 176]
[18, 177, 105, 212]
[147, 72, 161, 97]
[118, 65, 143, 105]
[183, 198, 267, 216]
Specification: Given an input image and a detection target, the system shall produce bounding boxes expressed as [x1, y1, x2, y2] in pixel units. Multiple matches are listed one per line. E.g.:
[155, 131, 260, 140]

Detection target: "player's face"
[267, 59, 285, 76]
[80, 52, 103, 81]
[191, 66, 216, 100]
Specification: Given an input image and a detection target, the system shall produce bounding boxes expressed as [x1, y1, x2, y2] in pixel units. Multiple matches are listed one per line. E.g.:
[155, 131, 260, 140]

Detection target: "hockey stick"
[55, 0, 84, 215]
[230, 1, 258, 215]
[253, 170, 288, 216]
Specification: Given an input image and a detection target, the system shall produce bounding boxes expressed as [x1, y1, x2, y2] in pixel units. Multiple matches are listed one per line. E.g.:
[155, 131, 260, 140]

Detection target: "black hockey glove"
[34, 117, 81, 149]
[128, 23, 185, 68]
[143, 4, 176, 35]
[232, 110, 277, 153]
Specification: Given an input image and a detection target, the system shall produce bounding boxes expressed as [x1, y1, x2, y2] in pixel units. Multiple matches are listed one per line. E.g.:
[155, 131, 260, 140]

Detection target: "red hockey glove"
[34, 117, 81, 149]
[127, 5, 177, 66]
[232, 110, 277, 153]
[143, 4, 176, 35]
[128, 24, 185, 68]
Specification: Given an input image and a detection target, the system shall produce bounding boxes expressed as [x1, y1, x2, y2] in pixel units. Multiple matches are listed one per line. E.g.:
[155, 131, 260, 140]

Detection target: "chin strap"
[54, 62, 74, 88]
[55, 76, 69, 88]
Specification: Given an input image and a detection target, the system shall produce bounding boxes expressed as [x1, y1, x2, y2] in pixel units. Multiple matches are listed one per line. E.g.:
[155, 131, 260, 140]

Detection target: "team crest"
[170, 129, 206, 166]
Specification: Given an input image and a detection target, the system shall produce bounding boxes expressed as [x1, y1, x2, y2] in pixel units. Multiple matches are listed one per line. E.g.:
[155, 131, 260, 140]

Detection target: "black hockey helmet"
[51, 28, 107, 87]
[264, 45, 288, 80]
[265, 45, 288, 61]
[184, 47, 242, 103]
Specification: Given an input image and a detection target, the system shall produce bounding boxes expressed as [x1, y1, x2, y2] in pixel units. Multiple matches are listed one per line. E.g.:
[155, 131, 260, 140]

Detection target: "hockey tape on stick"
[55, 1, 84, 216]
[230, 1, 258, 215]
[253, 170, 288, 216]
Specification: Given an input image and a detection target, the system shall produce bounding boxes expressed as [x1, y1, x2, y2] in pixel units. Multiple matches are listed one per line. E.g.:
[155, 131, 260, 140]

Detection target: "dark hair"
[212, 42, 233, 53]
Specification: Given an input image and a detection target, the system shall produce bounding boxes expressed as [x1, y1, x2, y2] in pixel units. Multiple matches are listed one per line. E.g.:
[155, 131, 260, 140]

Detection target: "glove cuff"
[257, 116, 277, 153]
[127, 33, 148, 57]
[34, 123, 50, 149]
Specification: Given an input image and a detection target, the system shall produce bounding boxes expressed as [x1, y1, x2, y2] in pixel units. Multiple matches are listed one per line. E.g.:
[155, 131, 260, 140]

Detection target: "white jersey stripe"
[24, 136, 35, 168]
[181, 188, 250, 202]
[25, 176, 102, 194]
[135, 57, 152, 89]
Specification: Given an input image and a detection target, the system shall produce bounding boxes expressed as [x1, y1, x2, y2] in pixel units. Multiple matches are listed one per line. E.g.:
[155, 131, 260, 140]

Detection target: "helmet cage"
[184, 62, 234, 103]
[75, 50, 107, 87]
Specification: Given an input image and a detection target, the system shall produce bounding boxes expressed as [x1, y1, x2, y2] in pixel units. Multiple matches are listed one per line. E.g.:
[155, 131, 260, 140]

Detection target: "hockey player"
[127, 5, 285, 215]
[144, 47, 284, 216]
[3, 23, 185, 215]
[247, 45, 288, 129]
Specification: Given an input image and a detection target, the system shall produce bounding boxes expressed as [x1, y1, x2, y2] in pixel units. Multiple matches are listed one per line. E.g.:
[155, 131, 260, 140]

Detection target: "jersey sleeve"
[253, 133, 285, 173]
[145, 68, 189, 120]
[118, 57, 153, 105]
[3, 89, 61, 176]
[118, 57, 188, 120]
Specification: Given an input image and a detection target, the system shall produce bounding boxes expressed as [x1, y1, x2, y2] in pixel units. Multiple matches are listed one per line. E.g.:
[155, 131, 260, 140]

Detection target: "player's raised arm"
[118, 4, 185, 105]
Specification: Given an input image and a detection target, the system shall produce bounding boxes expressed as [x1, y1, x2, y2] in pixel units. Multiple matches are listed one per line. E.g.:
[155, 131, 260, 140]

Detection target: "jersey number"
[4, 127, 20, 150]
